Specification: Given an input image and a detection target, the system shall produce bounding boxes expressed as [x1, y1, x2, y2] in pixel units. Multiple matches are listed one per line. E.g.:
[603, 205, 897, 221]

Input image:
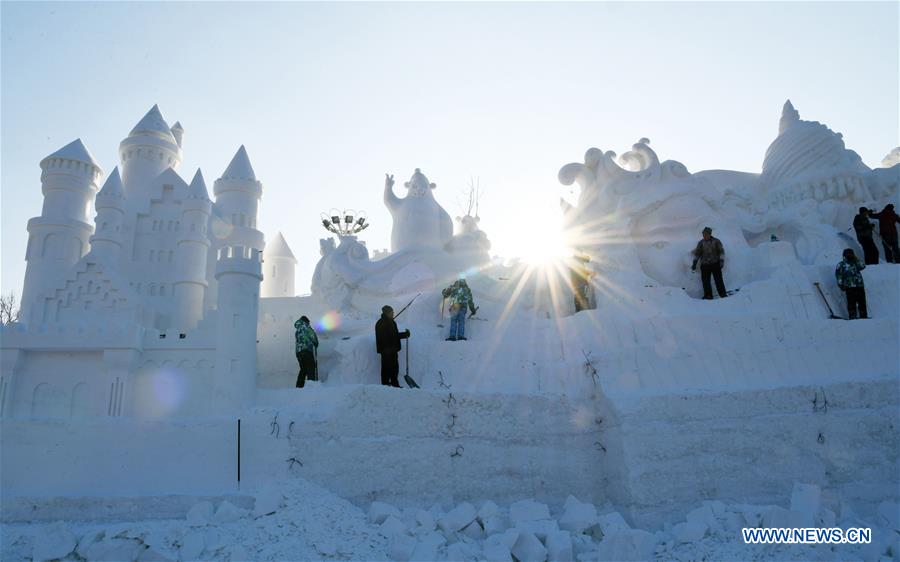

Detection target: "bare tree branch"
[0, 292, 20, 325]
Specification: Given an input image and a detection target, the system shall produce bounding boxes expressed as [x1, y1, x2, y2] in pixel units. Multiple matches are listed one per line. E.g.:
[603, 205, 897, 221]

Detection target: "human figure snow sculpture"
[384, 169, 454, 253]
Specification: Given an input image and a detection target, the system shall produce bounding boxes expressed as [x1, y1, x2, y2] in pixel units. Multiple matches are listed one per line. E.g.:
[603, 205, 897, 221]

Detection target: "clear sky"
[2, 1, 897, 298]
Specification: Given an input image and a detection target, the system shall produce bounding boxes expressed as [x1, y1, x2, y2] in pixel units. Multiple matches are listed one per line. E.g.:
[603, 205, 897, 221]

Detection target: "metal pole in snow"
[237, 419, 241, 487]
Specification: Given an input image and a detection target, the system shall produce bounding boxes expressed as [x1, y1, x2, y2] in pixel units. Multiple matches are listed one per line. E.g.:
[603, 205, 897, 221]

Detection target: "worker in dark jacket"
[870, 203, 900, 263]
[852, 207, 879, 265]
[294, 316, 319, 388]
[691, 226, 727, 299]
[375, 305, 410, 387]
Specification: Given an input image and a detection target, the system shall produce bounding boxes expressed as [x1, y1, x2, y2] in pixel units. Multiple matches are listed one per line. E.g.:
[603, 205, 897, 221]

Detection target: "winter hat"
[300, 315, 310, 324]
[842, 248, 855, 260]
[702, 226, 713, 234]
[859, 206, 869, 214]
[381, 305, 393, 314]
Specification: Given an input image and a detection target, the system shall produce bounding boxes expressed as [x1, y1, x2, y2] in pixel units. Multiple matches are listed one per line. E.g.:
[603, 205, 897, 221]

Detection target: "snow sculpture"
[447, 214, 491, 261]
[3, 105, 267, 419]
[559, 138, 754, 293]
[384, 169, 454, 253]
[882, 147, 900, 168]
[261, 232, 297, 298]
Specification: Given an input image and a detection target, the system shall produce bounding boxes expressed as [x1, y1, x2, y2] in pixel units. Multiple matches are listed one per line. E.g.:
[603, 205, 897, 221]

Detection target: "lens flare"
[210, 216, 234, 240]
[140, 368, 187, 418]
[316, 311, 342, 332]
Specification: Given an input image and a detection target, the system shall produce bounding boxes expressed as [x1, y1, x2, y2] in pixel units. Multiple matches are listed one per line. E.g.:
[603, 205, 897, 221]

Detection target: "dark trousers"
[882, 236, 900, 263]
[857, 236, 880, 265]
[845, 287, 868, 319]
[700, 263, 727, 299]
[296, 350, 315, 388]
[380, 351, 400, 387]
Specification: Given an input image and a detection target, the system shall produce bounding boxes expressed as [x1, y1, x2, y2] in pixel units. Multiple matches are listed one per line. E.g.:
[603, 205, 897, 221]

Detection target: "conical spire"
[264, 231, 296, 261]
[170, 121, 185, 148]
[221, 145, 256, 181]
[42, 138, 102, 169]
[97, 167, 124, 200]
[188, 168, 209, 200]
[129, 104, 175, 140]
[778, 99, 800, 135]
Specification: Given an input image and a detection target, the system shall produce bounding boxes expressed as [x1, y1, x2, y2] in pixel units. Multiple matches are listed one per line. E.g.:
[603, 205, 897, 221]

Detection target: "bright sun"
[515, 226, 572, 265]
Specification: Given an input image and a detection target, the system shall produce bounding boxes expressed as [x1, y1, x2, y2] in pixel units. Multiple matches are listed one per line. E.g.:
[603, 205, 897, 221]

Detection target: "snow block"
[588, 511, 629, 540]
[447, 540, 481, 562]
[478, 500, 500, 521]
[558, 497, 598, 534]
[596, 529, 656, 561]
[389, 533, 417, 562]
[76, 529, 106, 558]
[516, 519, 560, 542]
[370, 501, 403, 525]
[761, 505, 804, 528]
[876, 502, 899, 529]
[410, 531, 446, 562]
[253, 486, 284, 518]
[440, 502, 478, 534]
[790, 483, 822, 526]
[483, 530, 520, 562]
[82, 537, 145, 562]
[483, 515, 506, 536]
[32, 522, 77, 562]
[510, 499, 551, 525]
[180, 531, 205, 560]
[512, 530, 548, 562]
[460, 520, 486, 540]
[214, 500, 248, 523]
[186, 501, 214, 526]
[673, 521, 707, 543]
[137, 545, 175, 562]
[380, 516, 410, 538]
[414, 510, 436, 533]
[546, 530, 574, 562]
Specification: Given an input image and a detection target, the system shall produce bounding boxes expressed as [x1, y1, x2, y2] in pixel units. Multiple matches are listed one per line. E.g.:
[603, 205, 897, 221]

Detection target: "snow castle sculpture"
[1, 105, 268, 419]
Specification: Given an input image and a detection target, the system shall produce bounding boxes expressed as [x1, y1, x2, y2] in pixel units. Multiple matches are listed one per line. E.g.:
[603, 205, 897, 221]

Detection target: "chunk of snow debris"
[410, 531, 445, 562]
[483, 530, 520, 562]
[380, 515, 409, 538]
[559, 498, 598, 533]
[516, 519, 560, 542]
[817, 508, 836, 528]
[186, 501, 214, 526]
[214, 500, 247, 523]
[82, 537, 145, 562]
[571, 534, 595, 556]
[723, 511, 745, 532]
[512, 529, 548, 562]
[761, 505, 804, 528]
[180, 531, 205, 560]
[596, 529, 656, 562]
[389, 533, 417, 562]
[483, 515, 506, 536]
[447, 540, 481, 561]
[370, 501, 403, 525]
[203, 528, 222, 552]
[673, 521, 707, 543]
[790, 483, 822, 526]
[415, 509, 436, 532]
[137, 545, 175, 562]
[253, 486, 283, 518]
[596, 511, 629, 533]
[32, 522, 77, 562]
[478, 500, 500, 521]
[461, 519, 486, 540]
[546, 530, 574, 562]
[76, 529, 106, 558]
[227, 545, 250, 561]
[440, 502, 478, 533]
[510, 499, 551, 525]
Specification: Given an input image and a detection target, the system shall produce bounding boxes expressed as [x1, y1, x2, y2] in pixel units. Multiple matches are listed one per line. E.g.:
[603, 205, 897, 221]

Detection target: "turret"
[213, 146, 264, 251]
[173, 169, 212, 330]
[213, 245, 263, 412]
[170, 121, 184, 149]
[119, 105, 183, 196]
[89, 167, 126, 263]
[260, 231, 297, 298]
[21, 139, 103, 322]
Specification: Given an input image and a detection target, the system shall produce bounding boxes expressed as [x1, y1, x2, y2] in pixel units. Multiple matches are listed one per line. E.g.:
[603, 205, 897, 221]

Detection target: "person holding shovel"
[294, 315, 319, 388]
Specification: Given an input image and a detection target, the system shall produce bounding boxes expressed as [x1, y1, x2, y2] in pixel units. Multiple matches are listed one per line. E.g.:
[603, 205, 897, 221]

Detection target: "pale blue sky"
[2, 1, 897, 297]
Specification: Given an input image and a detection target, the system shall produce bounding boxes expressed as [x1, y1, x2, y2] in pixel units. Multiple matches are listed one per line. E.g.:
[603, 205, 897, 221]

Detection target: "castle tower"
[119, 105, 183, 195]
[21, 139, 103, 322]
[213, 245, 263, 412]
[173, 169, 213, 330]
[260, 231, 297, 298]
[213, 146, 264, 252]
[89, 167, 126, 264]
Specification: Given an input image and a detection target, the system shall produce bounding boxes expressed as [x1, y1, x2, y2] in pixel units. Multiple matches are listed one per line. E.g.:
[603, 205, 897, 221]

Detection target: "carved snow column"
[103, 349, 138, 417]
[90, 168, 126, 264]
[119, 105, 182, 196]
[21, 139, 103, 323]
[208, 146, 264, 310]
[0, 348, 24, 418]
[173, 170, 212, 330]
[213, 246, 262, 413]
